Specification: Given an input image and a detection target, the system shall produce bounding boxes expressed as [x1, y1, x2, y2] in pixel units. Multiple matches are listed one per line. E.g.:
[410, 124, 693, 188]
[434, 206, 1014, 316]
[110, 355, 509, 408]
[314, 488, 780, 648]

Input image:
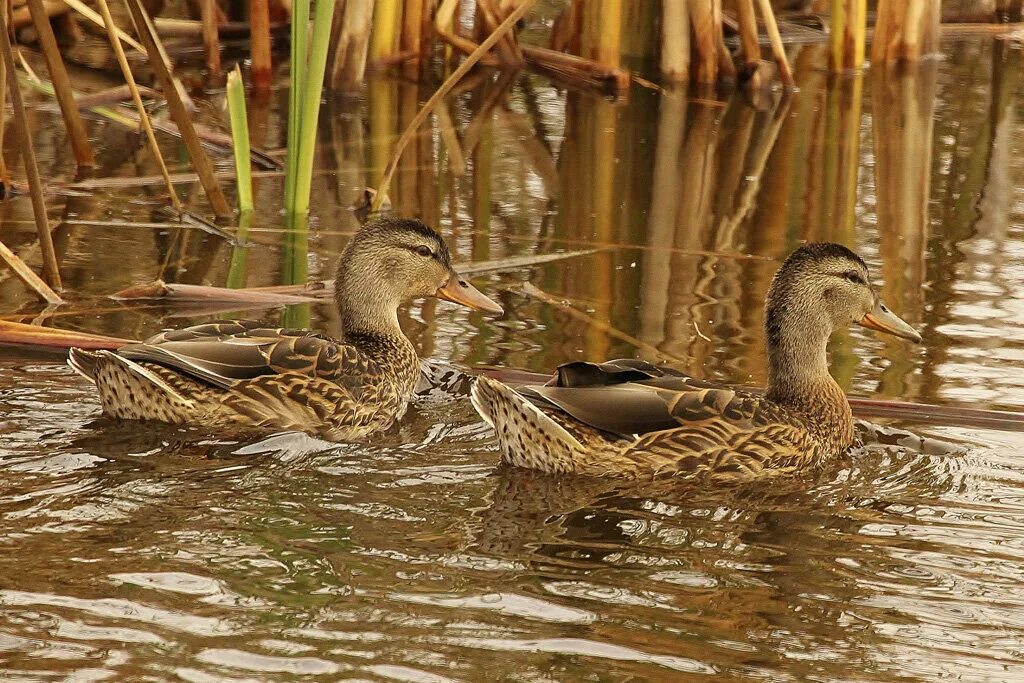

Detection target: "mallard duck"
[471, 243, 921, 480]
[69, 217, 503, 441]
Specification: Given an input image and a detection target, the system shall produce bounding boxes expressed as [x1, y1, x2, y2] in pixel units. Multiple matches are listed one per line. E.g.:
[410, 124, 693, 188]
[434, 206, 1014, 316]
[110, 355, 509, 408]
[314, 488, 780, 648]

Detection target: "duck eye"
[414, 245, 433, 258]
[843, 271, 864, 285]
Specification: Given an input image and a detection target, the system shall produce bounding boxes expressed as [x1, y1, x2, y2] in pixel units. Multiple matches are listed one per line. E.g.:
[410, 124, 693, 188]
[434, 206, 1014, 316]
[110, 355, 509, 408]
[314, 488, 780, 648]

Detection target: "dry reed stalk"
[250, 0, 272, 91]
[125, 0, 233, 218]
[829, 0, 867, 71]
[0, 240, 62, 303]
[0, 56, 8, 192]
[734, 0, 761, 82]
[688, 0, 717, 83]
[60, 0, 145, 52]
[477, 0, 523, 66]
[435, 104, 466, 175]
[521, 282, 689, 365]
[434, 0, 500, 67]
[549, 0, 581, 53]
[372, 0, 538, 211]
[712, 0, 736, 81]
[25, 0, 94, 168]
[754, 0, 794, 86]
[329, 0, 375, 91]
[521, 45, 630, 92]
[872, 0, 941, 64]
[371, 0, 402, 61]
[96, 0, 183, 213]
[0, 14, 61, 289]
[400, 0, 425, 78]
[0, 320, 132, 350]
[581, 0, 621, 69]
[660, 0, 689, 83]
[199, 0, 222, 77]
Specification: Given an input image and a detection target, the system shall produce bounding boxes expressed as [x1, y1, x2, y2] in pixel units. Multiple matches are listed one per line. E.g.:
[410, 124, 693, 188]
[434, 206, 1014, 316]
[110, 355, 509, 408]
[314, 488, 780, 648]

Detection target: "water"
[1, 39, 1023, 681]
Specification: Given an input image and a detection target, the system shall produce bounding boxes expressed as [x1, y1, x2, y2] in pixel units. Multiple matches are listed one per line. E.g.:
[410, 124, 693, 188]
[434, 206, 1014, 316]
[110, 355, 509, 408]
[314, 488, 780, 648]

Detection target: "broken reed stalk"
[61, 0, 146, 52]
[0, 55, 8, 191]
[734, 0, 761, 82]
[286, 0, 336, 215]
[372, 0, 539, 211]
[830, 0, 867, 71]
[477, 0, 523, 67]
[0, 13, 61, 289]
[0, 240, 62, 304]
[688, 0, 717, 83]
[660, 0, 689, 83]
[96, 0, 183, 213]
[199, 0, 222, 77]
[754, 0, 794, 87]
[125, 0, 232, 218]
[329, 0, 375, 91]
[26, 0, 94, 168]
[712, 0, 736, 80]
[581, 0, 622, 69]
[250, 0, 272, 91]
[400, 0, 425, 78]
[370, 0, 402, 61]
[872, 0, 941, 64]
[226, 66, 253, 212]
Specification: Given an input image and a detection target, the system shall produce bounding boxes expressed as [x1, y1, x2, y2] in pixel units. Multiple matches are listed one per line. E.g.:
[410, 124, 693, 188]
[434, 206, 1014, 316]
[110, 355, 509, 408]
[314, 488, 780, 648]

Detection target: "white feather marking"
[103, 352, 196, 408]
[67, 348, 96, 384]
[472, 376, 585, 452]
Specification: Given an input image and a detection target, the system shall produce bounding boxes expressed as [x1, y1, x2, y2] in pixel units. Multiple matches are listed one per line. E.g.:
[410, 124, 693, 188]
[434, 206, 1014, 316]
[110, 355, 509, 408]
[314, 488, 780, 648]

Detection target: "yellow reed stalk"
[96, 0, 183, 213]
[372, 0, 538, 211]
[754, 0, 794, 86]
[370, 0, 402, 61]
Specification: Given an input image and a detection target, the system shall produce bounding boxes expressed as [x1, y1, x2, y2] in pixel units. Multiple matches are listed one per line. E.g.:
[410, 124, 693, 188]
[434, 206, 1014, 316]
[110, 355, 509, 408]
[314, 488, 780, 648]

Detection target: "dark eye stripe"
[839, 271, 865, 284]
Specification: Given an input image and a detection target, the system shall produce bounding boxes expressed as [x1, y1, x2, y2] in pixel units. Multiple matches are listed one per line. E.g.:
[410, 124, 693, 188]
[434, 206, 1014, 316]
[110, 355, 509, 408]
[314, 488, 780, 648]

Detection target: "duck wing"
[522, 359, 779, 437]
[118, 320, 364, 391]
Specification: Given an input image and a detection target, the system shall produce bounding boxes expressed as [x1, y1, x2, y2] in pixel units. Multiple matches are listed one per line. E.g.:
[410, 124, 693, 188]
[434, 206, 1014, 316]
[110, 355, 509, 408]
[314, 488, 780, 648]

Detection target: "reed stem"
[372, 0, 538, 211]
[199, 0, 222, 77]
[97, 0, 182, 213]
[26, 0, 94, 168]
[284, 0, 308, 212]
[226, 65, 253, 212]
[250, 0, 272, 91]
[290, 0, 336, 215]
[830, 0, 867, 71]
[0, 17, 62, 289]
[370, 0, 402, 61]
[872, 0, 941, 64]
[125, 0, 233, 218]
[660, 0, 689, 83]
[754, 0, 794, 86]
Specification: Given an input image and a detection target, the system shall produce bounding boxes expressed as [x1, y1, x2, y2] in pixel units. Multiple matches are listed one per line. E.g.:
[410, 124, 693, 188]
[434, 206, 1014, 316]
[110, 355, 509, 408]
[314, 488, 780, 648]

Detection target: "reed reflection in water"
[0, 38, 1022, 683]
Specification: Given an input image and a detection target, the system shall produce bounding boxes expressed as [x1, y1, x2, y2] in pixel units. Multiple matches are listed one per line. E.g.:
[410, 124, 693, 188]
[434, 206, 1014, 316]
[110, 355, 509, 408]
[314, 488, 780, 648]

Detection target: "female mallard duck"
[69, 217, 503, 441]
[471, 243, 921, 480]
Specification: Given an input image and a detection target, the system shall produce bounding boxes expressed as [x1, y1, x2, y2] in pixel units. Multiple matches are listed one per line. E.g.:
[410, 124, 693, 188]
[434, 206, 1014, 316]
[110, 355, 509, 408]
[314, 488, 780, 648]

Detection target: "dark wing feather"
[121, 321, 358, 391]
[524, 359, 780, 437]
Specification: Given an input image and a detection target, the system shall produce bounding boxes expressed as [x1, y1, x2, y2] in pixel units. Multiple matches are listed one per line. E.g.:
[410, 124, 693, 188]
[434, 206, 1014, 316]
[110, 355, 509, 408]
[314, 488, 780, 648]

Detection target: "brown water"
[1, 38, 1023, 681]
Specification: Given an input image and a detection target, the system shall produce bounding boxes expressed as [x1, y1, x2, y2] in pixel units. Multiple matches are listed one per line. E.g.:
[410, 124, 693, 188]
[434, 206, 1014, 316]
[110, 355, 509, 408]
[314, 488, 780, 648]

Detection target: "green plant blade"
[226, 65, 253, 212]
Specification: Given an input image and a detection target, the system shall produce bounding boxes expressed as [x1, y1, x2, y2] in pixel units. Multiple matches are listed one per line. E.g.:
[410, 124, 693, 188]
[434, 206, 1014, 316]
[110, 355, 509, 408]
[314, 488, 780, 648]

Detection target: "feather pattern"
[67, 217, 503, 441]
[470, 243, 920, 481]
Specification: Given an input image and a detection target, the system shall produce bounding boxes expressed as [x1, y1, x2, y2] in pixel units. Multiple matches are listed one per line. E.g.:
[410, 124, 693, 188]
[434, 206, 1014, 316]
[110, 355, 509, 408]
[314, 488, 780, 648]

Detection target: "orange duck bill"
[858, 300, 921, 343]
[435, 273, 504, 315]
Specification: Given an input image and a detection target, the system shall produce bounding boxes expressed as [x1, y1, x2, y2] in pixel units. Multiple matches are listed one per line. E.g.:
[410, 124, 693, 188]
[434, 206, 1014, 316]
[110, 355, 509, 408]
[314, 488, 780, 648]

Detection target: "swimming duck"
[471, 243, 921, 480]
[69, 217, 503, 441]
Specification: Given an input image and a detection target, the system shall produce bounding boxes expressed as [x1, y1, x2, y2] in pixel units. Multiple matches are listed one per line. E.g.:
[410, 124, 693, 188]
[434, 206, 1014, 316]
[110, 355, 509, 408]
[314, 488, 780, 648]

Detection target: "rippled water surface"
[1, 37, 1024, 682]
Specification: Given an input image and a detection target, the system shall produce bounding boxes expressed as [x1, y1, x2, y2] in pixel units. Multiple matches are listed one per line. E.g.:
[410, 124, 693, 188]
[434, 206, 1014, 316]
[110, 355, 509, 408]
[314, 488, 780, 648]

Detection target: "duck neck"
[336, 281, 418, 386]
[764, 314, 851, 433]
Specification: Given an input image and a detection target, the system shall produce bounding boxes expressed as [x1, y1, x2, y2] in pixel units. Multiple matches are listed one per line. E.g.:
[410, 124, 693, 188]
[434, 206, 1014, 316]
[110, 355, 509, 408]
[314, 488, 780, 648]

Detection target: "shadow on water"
[0, 37, 1023, 682]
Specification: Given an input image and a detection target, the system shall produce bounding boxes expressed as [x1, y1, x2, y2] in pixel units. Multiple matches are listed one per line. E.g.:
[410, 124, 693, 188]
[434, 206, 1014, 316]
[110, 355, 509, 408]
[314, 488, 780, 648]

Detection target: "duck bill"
[858, 300, 922, 343]
[435, 273, 504, 315]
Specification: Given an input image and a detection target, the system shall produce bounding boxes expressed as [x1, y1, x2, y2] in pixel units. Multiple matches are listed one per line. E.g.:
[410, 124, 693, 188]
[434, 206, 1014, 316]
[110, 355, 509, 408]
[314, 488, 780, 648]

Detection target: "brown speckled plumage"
[69, 218, 502, 441]
[471, 243, 921, 481]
